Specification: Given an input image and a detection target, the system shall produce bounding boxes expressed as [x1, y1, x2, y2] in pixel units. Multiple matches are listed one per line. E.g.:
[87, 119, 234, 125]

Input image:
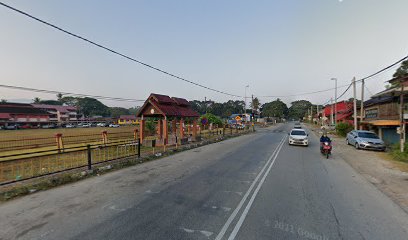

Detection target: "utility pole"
[316, 105, 319, 125]
[251, 94, 254, 119]
[310, 105, 313, 123]
[330, 98, 334, 125]
[331, 78, 338, 128]
[360, 79, 365, 130]
[244, 85, 249, 115]
[204, 97, 207, 114]
[400, 80, 405, 153]
[353, 77, 358, 130]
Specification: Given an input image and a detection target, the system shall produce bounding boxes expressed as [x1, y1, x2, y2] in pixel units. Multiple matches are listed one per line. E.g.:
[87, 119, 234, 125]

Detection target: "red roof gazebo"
[136, 93, 200, 144]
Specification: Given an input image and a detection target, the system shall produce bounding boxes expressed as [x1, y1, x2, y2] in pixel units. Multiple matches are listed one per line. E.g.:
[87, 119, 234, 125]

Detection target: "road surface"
[1, 123, 408, 240]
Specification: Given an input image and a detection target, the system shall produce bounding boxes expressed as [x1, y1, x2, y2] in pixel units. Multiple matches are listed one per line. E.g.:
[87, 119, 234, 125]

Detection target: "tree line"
[32, 95, 139, 118]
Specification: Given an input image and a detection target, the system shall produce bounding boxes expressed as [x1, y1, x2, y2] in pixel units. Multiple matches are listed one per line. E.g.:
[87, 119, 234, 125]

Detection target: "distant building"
[0, 102, 49, 127]
[118, 115, 138, 125]
[31, 104, 78, 123]
[322, 101, 354, 125]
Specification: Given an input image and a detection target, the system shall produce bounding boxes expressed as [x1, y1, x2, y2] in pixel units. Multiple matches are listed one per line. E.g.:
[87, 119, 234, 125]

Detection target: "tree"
[76, 97, 110, 117]
[32, 97, 41, 104]
[250, 97, 261, 112]
[201, 113, 223, 126]
[109, 107, 130, 118]
[393, 60, 408, 79]
[56, 93, 63, 102]
[1, 99, 7, 103]
[262, 99, 288, 118]
[288, 100, 312, 120]
[39, 100, 62, 105]
[60, 96, 78, 106]
[128, 106, 140, 115]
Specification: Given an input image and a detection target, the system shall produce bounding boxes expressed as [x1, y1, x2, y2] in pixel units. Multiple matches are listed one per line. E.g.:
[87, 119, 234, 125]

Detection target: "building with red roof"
[31, 104, 78, 123]
[322, 100, 354, 125]
[136, 93, 200, 144]
[0, 102, 50, 127]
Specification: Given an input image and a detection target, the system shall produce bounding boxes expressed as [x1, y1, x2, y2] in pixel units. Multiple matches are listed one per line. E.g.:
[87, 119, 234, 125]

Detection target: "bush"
[390, 143, 408, 162]
[336, 122, 353, 137]
[201, 113, 223, 126]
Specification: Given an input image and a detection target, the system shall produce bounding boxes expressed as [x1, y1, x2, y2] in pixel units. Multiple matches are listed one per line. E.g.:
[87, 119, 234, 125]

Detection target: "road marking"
[227, 135, 286, 239]
[215, 136, 287, 240]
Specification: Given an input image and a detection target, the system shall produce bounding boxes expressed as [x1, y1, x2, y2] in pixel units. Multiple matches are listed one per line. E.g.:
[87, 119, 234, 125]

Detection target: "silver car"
[346, 130, 386, 151]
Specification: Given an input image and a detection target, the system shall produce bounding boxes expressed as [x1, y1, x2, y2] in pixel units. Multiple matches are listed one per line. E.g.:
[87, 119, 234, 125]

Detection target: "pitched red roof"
[150, 94, 175, 104]
[31, 104, 77, 113]
[137, 93, 199, 118]
[172, 97, 190, 106]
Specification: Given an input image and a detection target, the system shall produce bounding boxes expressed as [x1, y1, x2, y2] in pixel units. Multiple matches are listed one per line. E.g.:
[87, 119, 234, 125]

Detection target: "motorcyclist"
[320, 133, 332, 151]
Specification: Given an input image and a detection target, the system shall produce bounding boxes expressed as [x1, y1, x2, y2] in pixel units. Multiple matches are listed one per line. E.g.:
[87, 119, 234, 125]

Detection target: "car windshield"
[291, 130, 306, 136]
[358, 132, 379, 139]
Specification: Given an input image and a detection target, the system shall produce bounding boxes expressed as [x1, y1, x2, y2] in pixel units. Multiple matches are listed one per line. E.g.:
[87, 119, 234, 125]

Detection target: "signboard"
[365, 109, 378, 119]
[404, 113, 408, 119]
[235, 116, 242, 121]
[201, 117, 208, 125]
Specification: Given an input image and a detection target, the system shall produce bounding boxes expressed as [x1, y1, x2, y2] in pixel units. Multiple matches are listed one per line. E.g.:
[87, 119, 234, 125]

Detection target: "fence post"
[102, 131, 108, 146]
[137, 138, 141, 158]
[87, 144, 92, 170]
[55, 133, 64, 153]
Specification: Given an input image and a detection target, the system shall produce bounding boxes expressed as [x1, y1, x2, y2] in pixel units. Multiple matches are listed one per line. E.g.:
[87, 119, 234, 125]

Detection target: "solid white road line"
[215, 136, 287, 240]
[227, 135, 287, 240]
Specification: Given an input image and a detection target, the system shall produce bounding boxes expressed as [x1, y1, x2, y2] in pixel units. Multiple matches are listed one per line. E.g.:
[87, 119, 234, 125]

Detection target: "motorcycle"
[320, 142, 332, 159]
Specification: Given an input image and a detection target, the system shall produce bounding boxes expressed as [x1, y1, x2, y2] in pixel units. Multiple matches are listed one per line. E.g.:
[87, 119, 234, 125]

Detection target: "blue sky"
[1, 0, 407, 107]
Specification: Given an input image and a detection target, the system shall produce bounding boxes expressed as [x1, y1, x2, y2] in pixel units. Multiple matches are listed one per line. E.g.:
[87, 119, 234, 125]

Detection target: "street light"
[331, 78, 338, 127]
[244, 85, 249, 114]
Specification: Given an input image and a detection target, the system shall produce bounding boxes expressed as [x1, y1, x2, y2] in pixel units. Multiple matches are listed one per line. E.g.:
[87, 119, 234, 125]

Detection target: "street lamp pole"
[331, 78, 338, 127]
[244, 85, 249, 114]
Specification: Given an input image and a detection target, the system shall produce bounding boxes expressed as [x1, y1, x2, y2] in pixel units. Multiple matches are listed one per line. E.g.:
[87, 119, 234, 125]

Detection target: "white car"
[109, 124, 120, 128]
[288, 129, 309, 146]
[97, 123, 107, 127]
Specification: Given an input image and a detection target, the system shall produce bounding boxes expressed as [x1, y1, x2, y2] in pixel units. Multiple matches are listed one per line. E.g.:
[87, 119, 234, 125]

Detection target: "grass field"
[0, 126, 138, 156]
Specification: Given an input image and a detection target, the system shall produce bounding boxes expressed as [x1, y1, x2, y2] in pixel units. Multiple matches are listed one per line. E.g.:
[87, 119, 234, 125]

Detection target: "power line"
[259, 84, 350, 98]
[0, 84, 145, 102]
[0, 1, 243, 98]
[356, 54, 408, 82]
[259, 54, 407, 99]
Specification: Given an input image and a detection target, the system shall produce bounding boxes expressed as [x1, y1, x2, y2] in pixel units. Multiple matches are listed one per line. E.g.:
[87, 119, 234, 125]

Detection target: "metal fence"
[0, 126, 253, 185]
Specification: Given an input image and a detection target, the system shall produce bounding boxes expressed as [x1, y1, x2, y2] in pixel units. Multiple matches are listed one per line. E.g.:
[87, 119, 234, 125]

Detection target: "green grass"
[390, 143, 408, 162]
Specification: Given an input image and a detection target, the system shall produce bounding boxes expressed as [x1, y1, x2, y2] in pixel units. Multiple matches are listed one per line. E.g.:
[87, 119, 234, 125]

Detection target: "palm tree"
[32, 97, 41, 104]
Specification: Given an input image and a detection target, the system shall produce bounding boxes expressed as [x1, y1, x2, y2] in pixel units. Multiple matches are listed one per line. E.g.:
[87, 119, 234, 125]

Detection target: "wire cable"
[0, 1, 243, 98]
[0, 84, 145, 102]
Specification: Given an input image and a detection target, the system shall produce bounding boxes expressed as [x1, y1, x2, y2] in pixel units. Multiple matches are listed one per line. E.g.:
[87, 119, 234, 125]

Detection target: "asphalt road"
[1, 123, 408, 240]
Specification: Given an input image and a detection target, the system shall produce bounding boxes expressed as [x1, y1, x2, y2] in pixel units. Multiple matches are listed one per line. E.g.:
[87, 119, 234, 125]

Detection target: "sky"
[0, 0, 407, 108]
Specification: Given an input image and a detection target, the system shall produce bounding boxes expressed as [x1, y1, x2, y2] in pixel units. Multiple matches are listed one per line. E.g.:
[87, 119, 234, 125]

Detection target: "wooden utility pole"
[204, 97, 207, 114]
[400, 81, 405, 153]
[353, 77, 358, 130]
[330, 98, 334, 125]
[360, 79, 365, 130]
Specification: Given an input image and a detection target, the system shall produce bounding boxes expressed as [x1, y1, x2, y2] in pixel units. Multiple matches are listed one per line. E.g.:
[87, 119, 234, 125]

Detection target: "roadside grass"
[389, 143, 408, 163]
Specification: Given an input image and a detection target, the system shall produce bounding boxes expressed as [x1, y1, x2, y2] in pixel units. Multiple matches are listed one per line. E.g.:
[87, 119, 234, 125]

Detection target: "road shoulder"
[307, 123, 408, 213]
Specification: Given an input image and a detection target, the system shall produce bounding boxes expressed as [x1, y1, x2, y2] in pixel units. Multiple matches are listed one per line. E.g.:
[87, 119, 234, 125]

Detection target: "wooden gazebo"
[136, 93, 200, 145]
